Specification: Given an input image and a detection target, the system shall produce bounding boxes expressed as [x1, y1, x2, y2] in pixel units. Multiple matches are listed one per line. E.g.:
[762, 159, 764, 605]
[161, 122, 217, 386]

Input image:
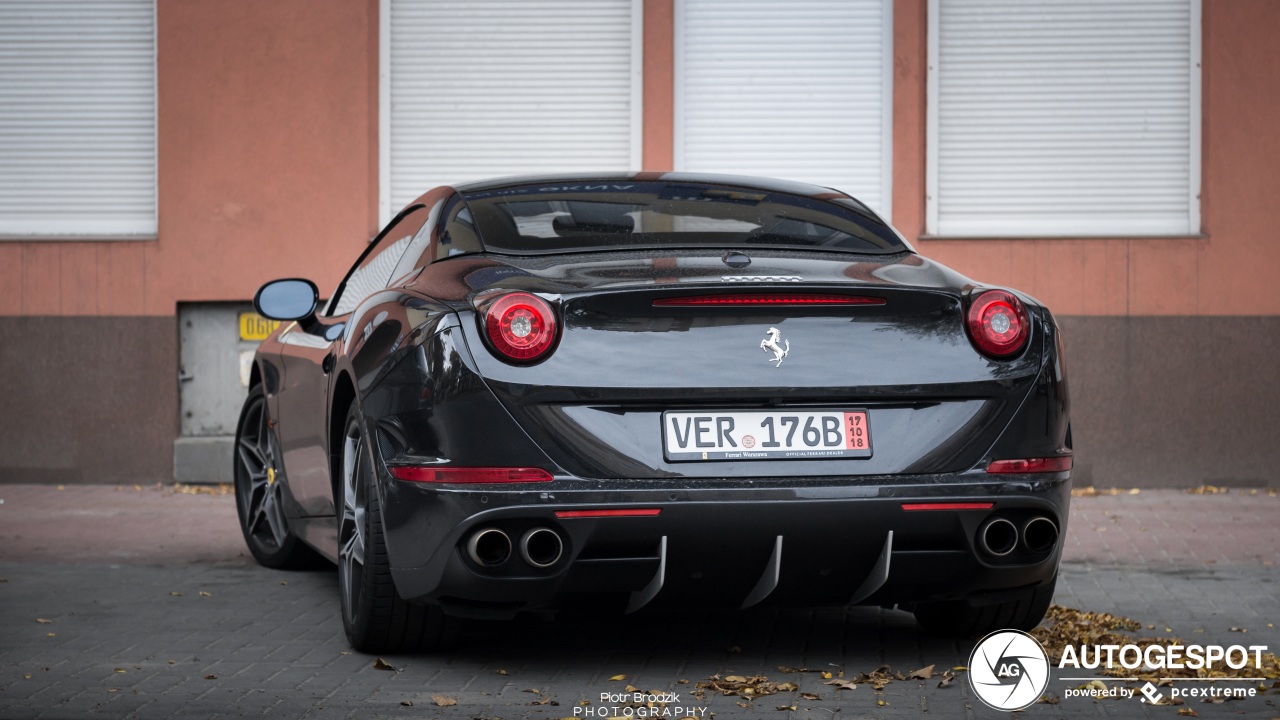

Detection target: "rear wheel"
[233, 385, 318, 568]
[912, 575, 1057, 637]
[337, 404, 448, 653]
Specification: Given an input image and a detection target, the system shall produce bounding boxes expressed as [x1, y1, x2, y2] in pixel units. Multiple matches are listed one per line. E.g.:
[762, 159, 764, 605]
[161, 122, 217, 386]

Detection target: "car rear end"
[362, 176, 1071, 629]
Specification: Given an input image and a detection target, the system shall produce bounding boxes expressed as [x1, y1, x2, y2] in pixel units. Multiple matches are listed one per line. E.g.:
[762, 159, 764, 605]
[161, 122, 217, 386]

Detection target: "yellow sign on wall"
[239, 312, 282, 341]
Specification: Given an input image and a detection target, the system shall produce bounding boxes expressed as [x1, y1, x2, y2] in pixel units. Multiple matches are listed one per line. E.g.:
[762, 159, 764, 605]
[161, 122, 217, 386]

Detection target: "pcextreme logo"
[968, 630, 1051, 711]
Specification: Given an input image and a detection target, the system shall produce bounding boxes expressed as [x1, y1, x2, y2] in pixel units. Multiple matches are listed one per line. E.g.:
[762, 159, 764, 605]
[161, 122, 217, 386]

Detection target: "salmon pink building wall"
[1, 0, 1277, 487]
[0, 0, 380, 318]
[0, 1, 381, 483]
[894, 0, 1280, 318]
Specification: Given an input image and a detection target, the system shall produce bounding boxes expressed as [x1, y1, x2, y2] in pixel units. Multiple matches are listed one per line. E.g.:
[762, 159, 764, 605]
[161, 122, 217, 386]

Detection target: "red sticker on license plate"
[844, 411, 869, 451]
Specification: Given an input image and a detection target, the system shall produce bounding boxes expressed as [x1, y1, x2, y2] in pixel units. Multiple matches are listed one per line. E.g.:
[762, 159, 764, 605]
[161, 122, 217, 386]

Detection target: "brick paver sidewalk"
[1, 484, 1277, 719]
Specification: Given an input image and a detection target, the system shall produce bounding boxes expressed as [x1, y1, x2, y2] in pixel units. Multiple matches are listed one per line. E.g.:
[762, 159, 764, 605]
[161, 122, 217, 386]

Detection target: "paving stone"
[1, 485, 1278, 718]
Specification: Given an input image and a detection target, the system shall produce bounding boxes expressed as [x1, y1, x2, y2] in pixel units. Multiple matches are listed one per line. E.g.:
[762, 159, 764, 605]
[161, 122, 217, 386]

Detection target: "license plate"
[663, 409, 872, 461]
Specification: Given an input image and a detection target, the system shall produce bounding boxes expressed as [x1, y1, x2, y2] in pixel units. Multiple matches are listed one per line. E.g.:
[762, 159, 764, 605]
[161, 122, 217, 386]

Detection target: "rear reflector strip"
[653, 293, 886, 307]
[986, 456, 1073, 474]
[389, 466, 552, 484]
[901, 502, 995, 511]
[554, 509, 662, 519]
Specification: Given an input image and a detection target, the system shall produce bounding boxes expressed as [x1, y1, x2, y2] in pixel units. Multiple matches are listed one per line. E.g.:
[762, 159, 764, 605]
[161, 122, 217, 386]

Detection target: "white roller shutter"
[928, 0, 1200, 237]
[675, 0, 893, 217]
[383, 0, 641, 223]
[0, 1, 156, 238]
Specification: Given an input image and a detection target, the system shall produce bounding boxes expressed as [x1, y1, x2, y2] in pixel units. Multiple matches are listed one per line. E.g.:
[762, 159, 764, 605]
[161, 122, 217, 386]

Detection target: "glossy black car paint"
[246, 173, 1071, 627]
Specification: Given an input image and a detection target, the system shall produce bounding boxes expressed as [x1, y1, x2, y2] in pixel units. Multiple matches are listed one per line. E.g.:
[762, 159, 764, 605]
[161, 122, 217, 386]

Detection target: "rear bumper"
[380, 471, 1070, 619]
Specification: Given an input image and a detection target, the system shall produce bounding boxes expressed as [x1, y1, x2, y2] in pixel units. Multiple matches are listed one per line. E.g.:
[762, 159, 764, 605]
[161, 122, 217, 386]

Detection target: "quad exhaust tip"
[520, 527, 564, 568]
[466, 528, 512, 567]
[978, 517, 1018, 557]
[1022, 516, 1059, 553]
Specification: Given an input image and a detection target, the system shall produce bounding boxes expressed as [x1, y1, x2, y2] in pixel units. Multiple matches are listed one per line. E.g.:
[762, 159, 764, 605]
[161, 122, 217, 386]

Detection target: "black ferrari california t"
[235, 173, 1071, 653]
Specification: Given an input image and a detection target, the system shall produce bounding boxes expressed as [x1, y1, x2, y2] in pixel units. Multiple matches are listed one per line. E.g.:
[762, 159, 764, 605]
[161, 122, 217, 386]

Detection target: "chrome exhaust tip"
[978, 517, 1018, 557]
[466, 528, 512, 567]
[519, 527, 564, 568]
[1022, 516, 1059, 553]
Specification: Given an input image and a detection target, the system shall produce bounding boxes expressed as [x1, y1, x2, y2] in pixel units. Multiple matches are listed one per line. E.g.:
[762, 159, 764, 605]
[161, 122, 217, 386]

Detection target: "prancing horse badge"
[760, 327, 790, 367]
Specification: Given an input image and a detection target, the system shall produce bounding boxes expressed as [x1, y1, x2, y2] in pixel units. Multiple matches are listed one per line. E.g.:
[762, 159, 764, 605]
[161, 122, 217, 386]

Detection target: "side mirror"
[254, 278, 319, 321]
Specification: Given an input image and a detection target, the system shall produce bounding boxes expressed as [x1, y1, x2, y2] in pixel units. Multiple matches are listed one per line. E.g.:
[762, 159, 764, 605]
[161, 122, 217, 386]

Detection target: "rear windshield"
[456, 181, 907, 255]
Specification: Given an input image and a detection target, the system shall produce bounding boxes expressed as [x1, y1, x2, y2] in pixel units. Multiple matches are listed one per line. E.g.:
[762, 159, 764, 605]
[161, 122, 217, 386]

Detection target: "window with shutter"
[927, 0, 1201, 237]
[382, 0, 642, 226]
[674, 0, 894, 218]
[0, 0, 156, 238]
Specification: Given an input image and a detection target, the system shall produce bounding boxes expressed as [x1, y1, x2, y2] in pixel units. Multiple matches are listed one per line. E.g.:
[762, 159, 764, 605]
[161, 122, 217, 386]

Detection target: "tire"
[233, 384, 320, 569]
[337, 403, 448, 653]
[912, 575, 1057, 637]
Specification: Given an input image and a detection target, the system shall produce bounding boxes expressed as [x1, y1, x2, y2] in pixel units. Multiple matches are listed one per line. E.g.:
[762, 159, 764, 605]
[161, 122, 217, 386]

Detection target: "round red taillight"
[483, 292, 558, 363]
[966, 289, 1029, 358]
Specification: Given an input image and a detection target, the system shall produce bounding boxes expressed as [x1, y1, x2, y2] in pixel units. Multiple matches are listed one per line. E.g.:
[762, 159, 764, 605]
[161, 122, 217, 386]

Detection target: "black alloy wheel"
[337, 403, 448, 653]
[233, 384, 316, 568]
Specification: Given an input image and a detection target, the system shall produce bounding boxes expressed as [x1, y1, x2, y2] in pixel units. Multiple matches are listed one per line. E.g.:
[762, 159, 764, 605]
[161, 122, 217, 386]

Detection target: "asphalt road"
[1, 484, 1277, 719]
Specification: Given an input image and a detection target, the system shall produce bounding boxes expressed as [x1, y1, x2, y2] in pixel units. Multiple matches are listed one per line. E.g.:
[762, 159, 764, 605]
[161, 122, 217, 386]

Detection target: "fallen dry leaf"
[1177, 709, 1198, 717]
[697, 674, 799, 699]
[497, 668, 508, 675]
[800, 692, 820, 700]
[726, 645, 742, 653]
[937, 670, 956, 688]
[431, 694, 456, 707]
[776, 705, 796, 711]
[523, 687, 541, 694]
[198, 591, 212, 597]
[204, 674, 217, 680]
[169, 592, 182, 597]
[1039, 694, 1060, 705]
[1034, 605, 1280, 680]
[609, 674, 626, 681]
[400, 700, 412, 706]
[908, 664, 935, 680]
[35, 618, 53, 624]
[824, 679, 858, 691]
[372, 658, 397, 671]
[1072, 486, 1130, 497]
[820, 671, 832, 680]
[1230, 627, 1247, 633]
[113, 668, 126, 673]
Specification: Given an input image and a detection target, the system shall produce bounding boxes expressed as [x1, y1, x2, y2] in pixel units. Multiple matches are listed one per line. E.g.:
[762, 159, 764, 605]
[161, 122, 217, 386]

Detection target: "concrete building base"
[174, 436, 234, 485]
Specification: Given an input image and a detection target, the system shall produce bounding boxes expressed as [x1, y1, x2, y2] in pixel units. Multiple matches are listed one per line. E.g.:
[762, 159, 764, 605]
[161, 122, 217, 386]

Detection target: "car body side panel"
[273, 320, 345, 517]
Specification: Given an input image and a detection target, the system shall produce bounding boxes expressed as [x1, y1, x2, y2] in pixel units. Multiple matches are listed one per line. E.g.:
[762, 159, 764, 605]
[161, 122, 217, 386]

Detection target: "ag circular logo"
[968, 630, 1050, 711]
